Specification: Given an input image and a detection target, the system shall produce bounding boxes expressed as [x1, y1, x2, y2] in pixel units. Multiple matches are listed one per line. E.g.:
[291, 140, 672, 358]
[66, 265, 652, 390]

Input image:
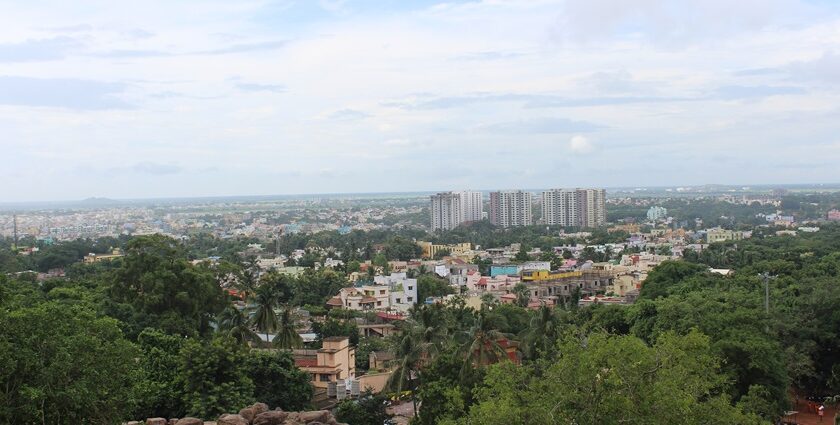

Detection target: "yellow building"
[294, 336, 356, 389]
[83, 248, 124, 263]
[417, 241, 472, 259]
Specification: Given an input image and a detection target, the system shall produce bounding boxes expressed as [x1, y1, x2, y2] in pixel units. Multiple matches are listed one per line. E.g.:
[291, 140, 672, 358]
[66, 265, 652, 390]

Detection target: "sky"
[1, 0, 840, 202]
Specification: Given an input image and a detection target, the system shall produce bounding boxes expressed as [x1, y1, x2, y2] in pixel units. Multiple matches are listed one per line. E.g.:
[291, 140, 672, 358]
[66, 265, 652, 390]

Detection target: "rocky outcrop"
[125, 403, 346, 425]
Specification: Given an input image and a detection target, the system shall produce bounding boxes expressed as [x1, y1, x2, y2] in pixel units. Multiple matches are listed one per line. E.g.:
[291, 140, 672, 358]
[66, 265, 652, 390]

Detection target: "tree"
[520, 305, 562, 361]
[217, 305, 260, 346]
[513, 247, 531, 262]
[179, 336, 254, 418]
[134, 328, 187, 418]
[638, 260, 708, 300]
[245, 350, 311, 411]
[0, 302, 141, 425]
[107, 234, 227, 338]
[335, 390, 392, 425]
[464, 331, 764, 425]
[458, 306, 511, 372]
[273, 307, 303, 349]
[511, 283, 529, 307]
[251, 284, 280, 343]
[417, 274, 455, 301]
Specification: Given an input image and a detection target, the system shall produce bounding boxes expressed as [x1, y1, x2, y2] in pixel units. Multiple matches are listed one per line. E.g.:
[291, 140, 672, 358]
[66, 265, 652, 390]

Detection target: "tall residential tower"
[430, 191, 483, 231]
[541, 188, 606, 228]
[489, 190, 533, 227]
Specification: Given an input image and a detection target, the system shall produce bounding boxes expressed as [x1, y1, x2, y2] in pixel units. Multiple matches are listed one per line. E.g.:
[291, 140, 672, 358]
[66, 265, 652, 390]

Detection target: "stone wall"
[124, 402, 348, 425]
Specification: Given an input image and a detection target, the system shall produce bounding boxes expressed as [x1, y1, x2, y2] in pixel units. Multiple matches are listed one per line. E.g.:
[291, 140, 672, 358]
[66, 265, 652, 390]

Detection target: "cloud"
[198, 40, 287, 55]
[236, 83, 285, 93]
[0, 37, 83, 62]
[569, 135, 594, 154]
[480, 117, 605, 134]
[0, 76, 131, 109]
[328, 108, 370, 120]
[715, 85, 805, 100]
[130, 162, 182, 175]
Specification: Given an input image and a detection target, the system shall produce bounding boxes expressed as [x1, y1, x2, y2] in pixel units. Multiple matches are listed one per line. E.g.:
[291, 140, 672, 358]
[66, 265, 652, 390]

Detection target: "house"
[326, 273, 418, 313]
[294, 336, 356, 389]
[83, 248, 124, 263]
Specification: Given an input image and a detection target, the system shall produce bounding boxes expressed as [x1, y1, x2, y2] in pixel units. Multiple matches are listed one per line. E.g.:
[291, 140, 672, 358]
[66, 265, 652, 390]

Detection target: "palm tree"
[273, 306, 303, 349]
[458, 306, 511, 374]
[251, 285, 279, 345]
[218, 305, 260, 345]
[385, 328, 424, 418]
[520, 305, 560, 361]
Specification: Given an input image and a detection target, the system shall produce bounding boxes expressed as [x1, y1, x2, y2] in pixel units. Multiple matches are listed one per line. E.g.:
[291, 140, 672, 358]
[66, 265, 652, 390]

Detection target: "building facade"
[489, 190, 533, 227]
[647, 206, 668, 221]
[430, 191, 483, 231]
[541, 188, 606, 228]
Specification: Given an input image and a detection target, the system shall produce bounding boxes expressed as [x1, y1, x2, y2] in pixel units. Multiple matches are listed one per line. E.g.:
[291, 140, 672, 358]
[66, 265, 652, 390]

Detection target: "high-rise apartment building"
[489, 190, 533, 227]
[459, 191, 483, 223]
[430, 191, 483, 231]
[541, 188, 606, 228]
[430, 192, 461, 231]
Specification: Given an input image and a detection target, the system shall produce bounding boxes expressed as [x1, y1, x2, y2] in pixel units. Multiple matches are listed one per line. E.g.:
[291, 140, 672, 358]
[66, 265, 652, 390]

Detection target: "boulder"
[126, 422, 142, 425]
[238, 407, 255, 423]
[298, 411, 330, 424]
[175, 418, 203, 425]
[147, 418, 167, 425]
[252, 410, 289, 425]
[251, 402, 269, 416]
[168, 419, 179, 425]
[217, 414, 249, 425]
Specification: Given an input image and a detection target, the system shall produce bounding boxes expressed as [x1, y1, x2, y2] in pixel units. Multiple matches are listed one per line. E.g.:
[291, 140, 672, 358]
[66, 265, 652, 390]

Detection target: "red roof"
[478, 277, 488, 286]
[326, 297, 343, 306]
[376, 312, 406, 321]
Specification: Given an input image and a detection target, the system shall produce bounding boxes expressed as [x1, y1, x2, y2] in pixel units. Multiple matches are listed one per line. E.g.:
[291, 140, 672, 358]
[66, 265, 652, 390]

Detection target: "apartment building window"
[408, 286, 413, 290]
[377, 301, 382, 306]
[407, 297, 413, 302]
[380, 290, 385, 295]
[396, 298, 401, 303]
[319, 374, 332, 382]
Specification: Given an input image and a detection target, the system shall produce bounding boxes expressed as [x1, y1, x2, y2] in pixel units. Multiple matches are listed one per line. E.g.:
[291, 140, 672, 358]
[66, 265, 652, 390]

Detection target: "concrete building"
[326, 272, 417, 313]
[647, 206, 668, 221]
[417, 241, 472, 259]
[294, 336, 356, 389]
[430, 192, 462, 231]
[541, 188, 606, 228]
[489, 190, 533, 227]
[706, 228, 746, 244]
[430, 191, 483, 231]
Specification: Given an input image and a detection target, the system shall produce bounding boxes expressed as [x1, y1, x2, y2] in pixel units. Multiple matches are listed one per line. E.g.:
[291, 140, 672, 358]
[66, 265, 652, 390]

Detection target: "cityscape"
[3, 1, 840, 425]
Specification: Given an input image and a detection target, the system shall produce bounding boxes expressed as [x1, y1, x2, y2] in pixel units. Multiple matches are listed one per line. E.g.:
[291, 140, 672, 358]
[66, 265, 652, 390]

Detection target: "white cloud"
[569, 135, 594, 154]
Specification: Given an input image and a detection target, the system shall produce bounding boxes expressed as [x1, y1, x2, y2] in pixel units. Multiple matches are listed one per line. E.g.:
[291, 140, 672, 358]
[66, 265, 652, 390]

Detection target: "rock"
[252, 410, 289, 425]
[251, 402, 269, 416]
[147, 418, 167, 425]
[203, 422, 217, 425]
[238, 407, 255, 422]
[127, 422, 142, 425]
[168, 419, 179, 425]
[217, 414, 249, 425]
[175, 418, 203, 425]
[298, 411, 330, 424]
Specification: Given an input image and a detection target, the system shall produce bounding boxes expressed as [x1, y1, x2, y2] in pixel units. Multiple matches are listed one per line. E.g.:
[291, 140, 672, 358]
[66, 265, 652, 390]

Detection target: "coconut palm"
[217, 305, 260, 345]
[251, 285, 279, 344]
[458, 306, 511, 374]
[273, 306, 303, 349]
[520, 305, 560, 361]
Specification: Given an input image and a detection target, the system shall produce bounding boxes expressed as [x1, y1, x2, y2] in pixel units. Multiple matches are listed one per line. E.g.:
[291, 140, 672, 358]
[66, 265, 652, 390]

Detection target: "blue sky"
[1, 0, 840, 201]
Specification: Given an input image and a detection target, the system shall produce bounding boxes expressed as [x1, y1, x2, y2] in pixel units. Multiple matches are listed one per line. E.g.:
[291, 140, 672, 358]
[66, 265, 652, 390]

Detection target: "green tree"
[273, 307, 303, 349]
[218, 305, 260, 345]
[464, 330, 763, 425]
[335, 390, 392, 425]
[134, 328, 187, 418]
[107, 234, 226, 338]
[245, 350, 311, 411]
[251, 284, 280, 343]
[0, 302, 141, 425]
[179, 336, 254, 418]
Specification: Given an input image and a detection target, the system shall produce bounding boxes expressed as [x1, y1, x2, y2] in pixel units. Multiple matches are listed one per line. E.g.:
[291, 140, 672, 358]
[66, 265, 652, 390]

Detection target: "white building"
[647, 206, 668, 221]
[430, 191, 484, 231]
[327, 273, 418, 313]
[490, 190, 533, 227]
[541, 188, 606, 228]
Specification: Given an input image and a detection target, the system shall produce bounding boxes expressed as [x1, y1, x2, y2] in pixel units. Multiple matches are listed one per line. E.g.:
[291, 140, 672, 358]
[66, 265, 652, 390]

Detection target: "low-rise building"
[294, 336, 356, 389]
